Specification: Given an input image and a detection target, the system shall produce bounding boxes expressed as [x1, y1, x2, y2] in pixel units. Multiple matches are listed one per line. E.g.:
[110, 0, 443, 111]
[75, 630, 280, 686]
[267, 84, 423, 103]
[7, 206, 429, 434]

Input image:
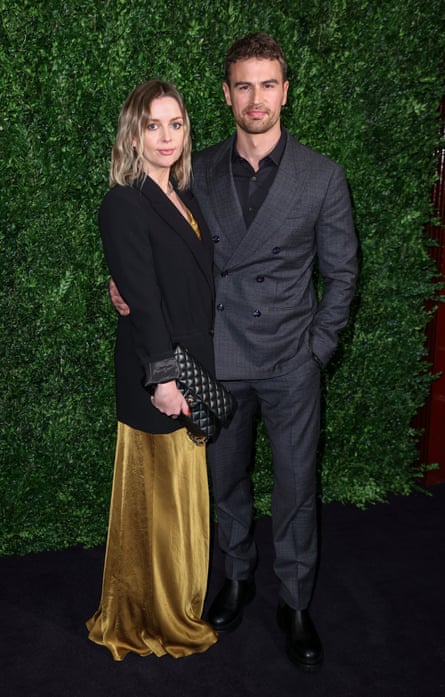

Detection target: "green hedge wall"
[1, 0, 444, 554]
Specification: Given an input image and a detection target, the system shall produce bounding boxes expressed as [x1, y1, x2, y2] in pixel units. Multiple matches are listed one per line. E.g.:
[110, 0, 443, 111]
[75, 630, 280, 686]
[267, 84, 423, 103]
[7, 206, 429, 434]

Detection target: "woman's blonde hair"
[110, 80, 192, 190]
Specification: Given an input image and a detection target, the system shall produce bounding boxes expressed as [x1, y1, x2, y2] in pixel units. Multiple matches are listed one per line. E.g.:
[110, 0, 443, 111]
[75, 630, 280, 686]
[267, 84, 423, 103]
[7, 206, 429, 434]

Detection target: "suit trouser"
[207, 357, 320, 610]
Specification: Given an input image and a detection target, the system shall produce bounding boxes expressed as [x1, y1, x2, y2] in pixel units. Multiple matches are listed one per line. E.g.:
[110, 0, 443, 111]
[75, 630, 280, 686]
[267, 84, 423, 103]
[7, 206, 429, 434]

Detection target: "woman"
[86, 80, 218, 660]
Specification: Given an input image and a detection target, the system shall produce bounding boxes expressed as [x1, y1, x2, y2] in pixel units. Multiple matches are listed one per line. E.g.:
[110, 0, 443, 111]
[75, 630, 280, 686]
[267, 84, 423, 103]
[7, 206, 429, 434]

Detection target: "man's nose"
[252, 86, 261, 103]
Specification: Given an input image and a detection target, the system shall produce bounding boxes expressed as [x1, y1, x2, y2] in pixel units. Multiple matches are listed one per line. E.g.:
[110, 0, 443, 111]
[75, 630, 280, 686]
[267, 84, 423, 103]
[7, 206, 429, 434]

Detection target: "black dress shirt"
[232, 128, 286, 227]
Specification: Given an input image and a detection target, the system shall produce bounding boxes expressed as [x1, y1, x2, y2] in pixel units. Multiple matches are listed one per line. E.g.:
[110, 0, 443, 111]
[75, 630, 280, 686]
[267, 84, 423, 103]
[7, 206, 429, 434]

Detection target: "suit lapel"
[204, 136, 247, 266]
[223, 133, 309, 268]
[179, 187, 215, 296]
[138, 178, 214, 298]
[202, 131, 312, 270]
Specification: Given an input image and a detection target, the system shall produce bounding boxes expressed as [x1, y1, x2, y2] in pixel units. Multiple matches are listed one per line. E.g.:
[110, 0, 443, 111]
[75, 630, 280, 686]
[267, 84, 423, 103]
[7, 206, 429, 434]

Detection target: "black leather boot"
[277, 603, 323, 670]
[207, 578, 255, 631]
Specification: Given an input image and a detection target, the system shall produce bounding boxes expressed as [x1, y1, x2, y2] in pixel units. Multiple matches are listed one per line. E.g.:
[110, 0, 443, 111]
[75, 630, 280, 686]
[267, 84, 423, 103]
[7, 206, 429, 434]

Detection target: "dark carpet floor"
[1, 483, 444, 697]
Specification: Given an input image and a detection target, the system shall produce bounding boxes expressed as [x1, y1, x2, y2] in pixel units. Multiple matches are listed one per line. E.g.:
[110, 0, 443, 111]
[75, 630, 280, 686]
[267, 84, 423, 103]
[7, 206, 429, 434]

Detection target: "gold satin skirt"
[86, 422, 218, 660]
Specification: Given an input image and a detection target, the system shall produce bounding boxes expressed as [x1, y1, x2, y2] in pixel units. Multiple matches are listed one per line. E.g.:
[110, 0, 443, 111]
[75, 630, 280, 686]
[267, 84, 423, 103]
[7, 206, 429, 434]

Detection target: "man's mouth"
[245, 108, 268, 119]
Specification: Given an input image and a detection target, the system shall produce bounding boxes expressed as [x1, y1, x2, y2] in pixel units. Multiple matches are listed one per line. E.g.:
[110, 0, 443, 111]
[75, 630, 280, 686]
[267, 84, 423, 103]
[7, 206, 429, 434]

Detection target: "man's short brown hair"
[224, 32, 288, 83]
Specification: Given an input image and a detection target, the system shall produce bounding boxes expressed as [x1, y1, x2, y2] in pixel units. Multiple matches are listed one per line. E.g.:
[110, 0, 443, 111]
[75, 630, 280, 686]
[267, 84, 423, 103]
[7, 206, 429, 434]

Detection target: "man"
[111, 32, 358, 671]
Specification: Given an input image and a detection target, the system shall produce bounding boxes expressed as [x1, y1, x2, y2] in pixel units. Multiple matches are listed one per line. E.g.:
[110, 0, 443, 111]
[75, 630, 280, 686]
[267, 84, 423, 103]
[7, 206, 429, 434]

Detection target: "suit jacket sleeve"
[311, 164, 358, 366]
[99, 185, 179, 386]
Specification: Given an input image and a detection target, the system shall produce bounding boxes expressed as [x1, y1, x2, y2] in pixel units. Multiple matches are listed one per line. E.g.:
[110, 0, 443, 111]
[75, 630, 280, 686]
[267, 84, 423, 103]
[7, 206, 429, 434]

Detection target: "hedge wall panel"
[0, 0, 444, 553]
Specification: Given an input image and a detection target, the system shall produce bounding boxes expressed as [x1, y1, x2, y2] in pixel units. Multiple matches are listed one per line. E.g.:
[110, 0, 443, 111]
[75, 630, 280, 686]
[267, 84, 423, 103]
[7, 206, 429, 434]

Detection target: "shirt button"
[272, 247, 281, 255]
[221, 270, 229, 277]
[217, 303, 224, 311]
[252, 309, 261, 317]
[212, 235, 220, 243]
[256, 275, 265, 283]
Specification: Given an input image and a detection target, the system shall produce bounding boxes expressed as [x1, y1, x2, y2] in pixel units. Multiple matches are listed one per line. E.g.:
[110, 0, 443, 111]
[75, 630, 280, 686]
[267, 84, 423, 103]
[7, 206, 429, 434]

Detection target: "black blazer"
[99, 177, 215, 433]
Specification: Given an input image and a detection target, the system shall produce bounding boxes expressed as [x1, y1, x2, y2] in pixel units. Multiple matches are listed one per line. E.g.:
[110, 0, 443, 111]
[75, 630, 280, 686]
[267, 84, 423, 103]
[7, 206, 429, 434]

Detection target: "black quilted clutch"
[174, 344, 235, 443]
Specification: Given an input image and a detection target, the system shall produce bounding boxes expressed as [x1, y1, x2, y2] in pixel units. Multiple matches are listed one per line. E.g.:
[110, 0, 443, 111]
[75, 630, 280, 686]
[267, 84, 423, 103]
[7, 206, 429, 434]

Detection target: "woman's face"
[139, 96, 185, 178]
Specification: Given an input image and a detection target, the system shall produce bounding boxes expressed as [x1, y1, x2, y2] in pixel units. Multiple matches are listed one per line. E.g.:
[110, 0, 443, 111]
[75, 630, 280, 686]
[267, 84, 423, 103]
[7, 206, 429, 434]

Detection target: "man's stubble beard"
[236, 109, 280, 135]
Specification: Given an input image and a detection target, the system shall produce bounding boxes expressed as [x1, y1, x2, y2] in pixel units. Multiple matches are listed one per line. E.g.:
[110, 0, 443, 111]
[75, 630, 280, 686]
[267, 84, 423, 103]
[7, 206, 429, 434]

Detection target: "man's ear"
[281, 80, 289, 107]
[222, 82, 232, 107]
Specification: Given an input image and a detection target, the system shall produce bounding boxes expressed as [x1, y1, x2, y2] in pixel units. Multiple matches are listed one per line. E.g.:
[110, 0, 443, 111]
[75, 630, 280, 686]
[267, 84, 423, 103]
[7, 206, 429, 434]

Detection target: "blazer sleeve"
[99, 185, 179, 386]
[311, 164, 358, 365]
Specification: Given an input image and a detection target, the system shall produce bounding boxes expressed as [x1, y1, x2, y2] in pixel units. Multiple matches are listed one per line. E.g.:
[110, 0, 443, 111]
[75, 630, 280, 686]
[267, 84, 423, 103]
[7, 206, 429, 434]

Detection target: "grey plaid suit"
[192, 128, 358, 609]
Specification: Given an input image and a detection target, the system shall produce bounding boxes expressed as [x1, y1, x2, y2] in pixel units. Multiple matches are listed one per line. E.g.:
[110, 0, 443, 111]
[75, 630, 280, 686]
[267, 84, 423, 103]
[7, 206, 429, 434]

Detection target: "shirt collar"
[232, 127, 286, 167]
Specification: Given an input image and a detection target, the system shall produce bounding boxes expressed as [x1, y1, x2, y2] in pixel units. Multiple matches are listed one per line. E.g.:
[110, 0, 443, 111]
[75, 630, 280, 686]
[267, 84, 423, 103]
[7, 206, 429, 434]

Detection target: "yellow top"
[185, 207, 202, 240]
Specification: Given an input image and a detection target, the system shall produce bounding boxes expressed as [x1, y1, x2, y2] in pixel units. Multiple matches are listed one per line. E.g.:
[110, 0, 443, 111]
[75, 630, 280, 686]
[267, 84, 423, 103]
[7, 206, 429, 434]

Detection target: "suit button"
[221, 270, 229, 277]
[208, 329, 214, 336]
[272, 246, 281, 255]
[217, 303, 224, 311]
[212, 235, 220, 243]
[256, 275, 264, 283]
[252, 309, 261, 317]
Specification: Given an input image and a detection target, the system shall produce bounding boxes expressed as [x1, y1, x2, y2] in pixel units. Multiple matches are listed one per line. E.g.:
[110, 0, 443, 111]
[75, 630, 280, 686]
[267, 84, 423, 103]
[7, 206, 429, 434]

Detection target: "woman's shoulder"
[100, 182, 147, 215]
[101, 182, 140, 203]
[99, 184, 153, 235]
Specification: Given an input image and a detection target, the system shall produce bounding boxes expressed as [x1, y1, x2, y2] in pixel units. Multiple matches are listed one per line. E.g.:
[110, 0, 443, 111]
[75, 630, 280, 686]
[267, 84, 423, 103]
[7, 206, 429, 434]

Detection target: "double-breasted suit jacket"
[192, 128, 358, 380]
[99, 177, 215, 434]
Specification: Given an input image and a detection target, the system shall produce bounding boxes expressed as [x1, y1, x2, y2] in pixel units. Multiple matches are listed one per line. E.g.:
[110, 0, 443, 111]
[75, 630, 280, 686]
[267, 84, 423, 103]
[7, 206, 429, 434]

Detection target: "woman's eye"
[147, 123, 157, 130]
[171, 122, 182, 130]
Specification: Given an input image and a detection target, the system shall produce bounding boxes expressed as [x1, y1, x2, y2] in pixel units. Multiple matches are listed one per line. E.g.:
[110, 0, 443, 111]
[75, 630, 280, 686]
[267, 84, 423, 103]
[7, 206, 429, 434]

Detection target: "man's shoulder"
[285, 130, 342, 171]
[193, 136, 234, 167]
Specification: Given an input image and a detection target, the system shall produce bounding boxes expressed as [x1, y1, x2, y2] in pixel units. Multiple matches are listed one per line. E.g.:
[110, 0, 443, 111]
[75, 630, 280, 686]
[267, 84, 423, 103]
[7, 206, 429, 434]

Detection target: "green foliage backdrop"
[1, 0, 444, 554]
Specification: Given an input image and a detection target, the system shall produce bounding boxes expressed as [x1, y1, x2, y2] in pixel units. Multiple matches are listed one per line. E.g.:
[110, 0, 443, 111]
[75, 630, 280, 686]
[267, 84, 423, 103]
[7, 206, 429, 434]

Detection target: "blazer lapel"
[179, 187, 215, 295]
[205, 136, 247, 265]
[201, 131, 312, 270]
[224, 132, 309, 269]
[138, 178, 214, 298]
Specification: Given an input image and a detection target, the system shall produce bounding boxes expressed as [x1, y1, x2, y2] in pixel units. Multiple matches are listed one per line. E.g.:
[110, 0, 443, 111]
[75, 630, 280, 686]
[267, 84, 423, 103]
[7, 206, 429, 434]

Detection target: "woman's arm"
[99, 186, 189, 415]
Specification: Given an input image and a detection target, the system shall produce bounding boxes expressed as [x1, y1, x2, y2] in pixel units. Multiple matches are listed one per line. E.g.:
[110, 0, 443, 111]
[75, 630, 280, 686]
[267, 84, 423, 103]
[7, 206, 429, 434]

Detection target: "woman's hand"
[151, 381, 190, 418]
